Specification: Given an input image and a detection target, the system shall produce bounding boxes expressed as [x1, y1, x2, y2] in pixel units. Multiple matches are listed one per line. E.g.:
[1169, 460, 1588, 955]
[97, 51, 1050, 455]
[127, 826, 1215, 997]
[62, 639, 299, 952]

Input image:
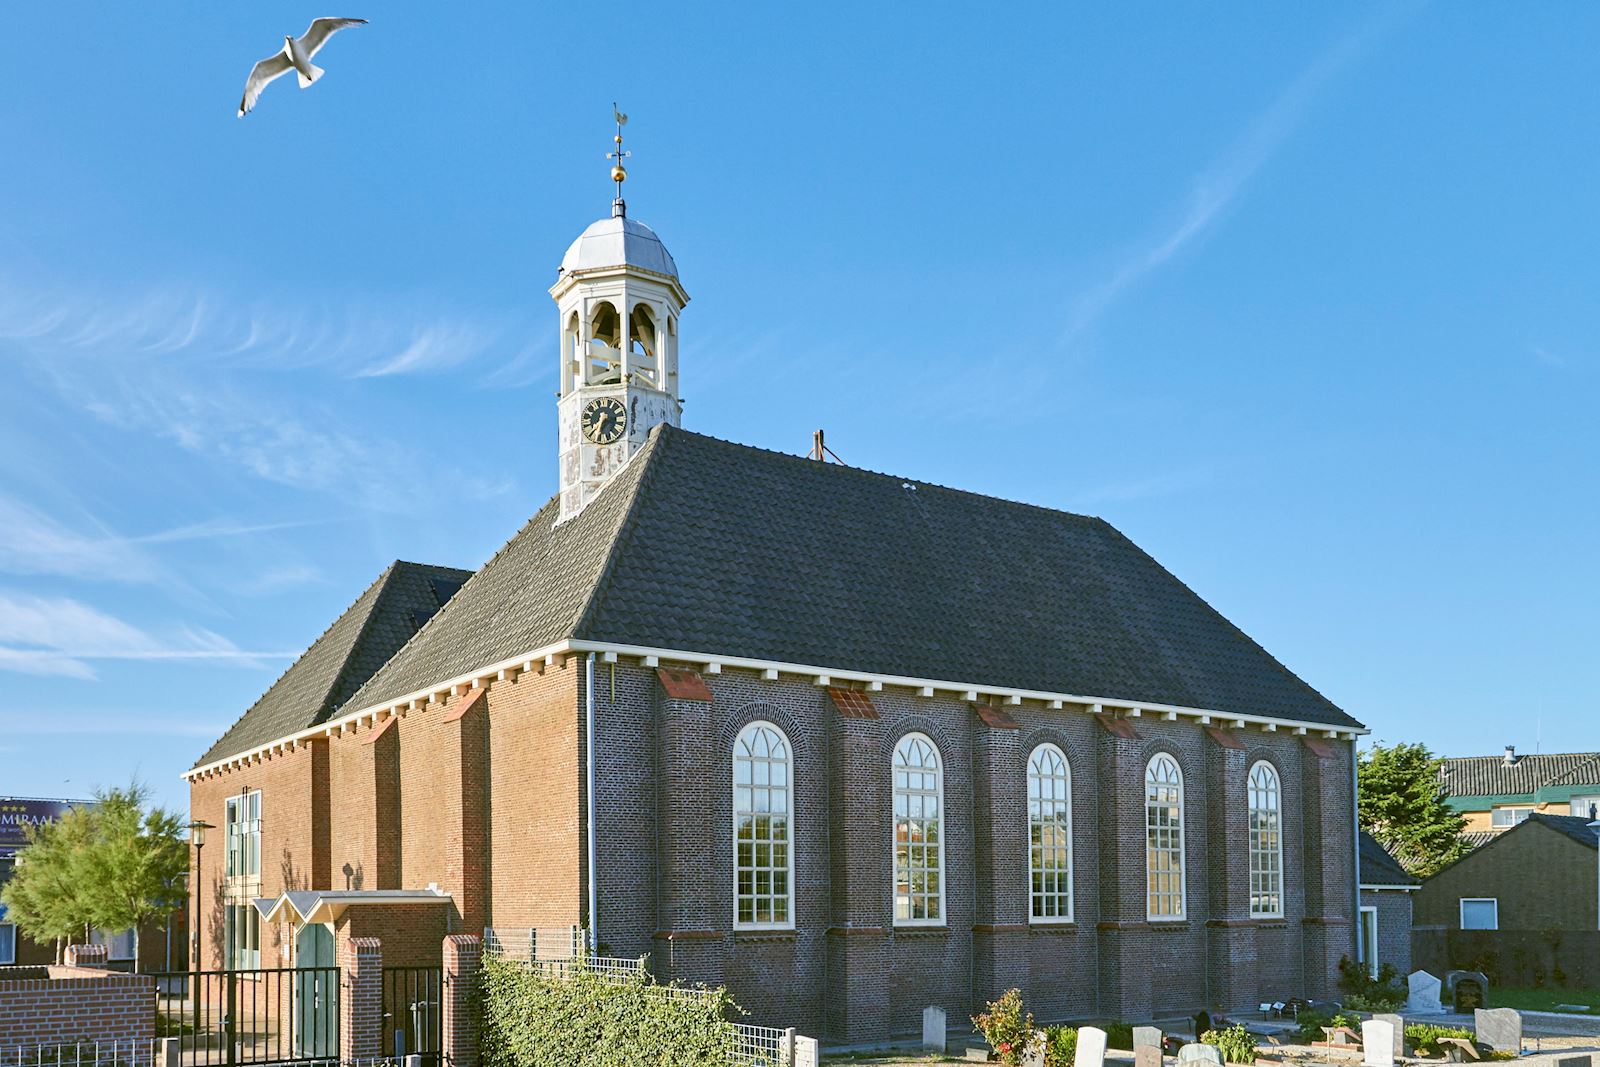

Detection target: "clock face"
[581, 396, 627, 445]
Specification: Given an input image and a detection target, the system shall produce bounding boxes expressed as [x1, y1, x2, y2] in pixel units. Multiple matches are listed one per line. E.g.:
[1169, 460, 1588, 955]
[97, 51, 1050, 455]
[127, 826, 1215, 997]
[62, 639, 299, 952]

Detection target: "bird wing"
[239, 52, 294, 116]
[299, 17, 368, 58]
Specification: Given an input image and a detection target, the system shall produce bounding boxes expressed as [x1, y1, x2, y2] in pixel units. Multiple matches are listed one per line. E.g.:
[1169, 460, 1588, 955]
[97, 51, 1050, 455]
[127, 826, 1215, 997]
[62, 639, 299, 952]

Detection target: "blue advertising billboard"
[0, 797, 83, 859]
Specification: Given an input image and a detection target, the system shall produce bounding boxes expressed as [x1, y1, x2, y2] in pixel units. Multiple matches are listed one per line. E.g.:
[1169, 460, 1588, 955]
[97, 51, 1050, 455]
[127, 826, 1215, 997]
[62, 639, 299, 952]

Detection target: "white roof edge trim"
[1360, 883, 1420, 892]
[184, 635, 1366, 783]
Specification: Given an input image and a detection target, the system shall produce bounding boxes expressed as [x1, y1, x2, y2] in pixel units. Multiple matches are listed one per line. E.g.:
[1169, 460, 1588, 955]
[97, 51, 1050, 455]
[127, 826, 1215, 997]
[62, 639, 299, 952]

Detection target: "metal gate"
[381, 966, 442, 1066]
[152, 966, 340, 1066]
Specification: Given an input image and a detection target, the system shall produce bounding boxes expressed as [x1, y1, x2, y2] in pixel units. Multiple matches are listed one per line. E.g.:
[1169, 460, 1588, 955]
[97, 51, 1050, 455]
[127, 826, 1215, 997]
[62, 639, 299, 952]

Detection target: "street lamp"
[187, 820, 213, 971]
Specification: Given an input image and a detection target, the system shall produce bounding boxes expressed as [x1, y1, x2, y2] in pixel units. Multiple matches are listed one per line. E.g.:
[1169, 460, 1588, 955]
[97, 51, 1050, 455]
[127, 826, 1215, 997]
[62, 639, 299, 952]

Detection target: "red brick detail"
[1302, 736, 1336, 760]
[1097, 714, 1142, 740]
[442, 686, 486, 723]
[0, 966, 156, 1047]
[443, 934, 482, 1067]
[657, 668, 713, 701]
[828, 687, 878, 719]
[1203, 726, 1246, 750]
[340, 935, 384, 1059]
[971, 702, 1019, 729]
[825, 927, 887, 937]
[652, 929, 725, 941]
[362, 714, 398, 744]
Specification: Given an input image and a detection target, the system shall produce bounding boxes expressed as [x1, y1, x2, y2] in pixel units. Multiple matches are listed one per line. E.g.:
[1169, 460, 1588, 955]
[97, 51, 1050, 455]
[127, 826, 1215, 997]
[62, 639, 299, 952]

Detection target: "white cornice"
[184, 636, 1366, 783]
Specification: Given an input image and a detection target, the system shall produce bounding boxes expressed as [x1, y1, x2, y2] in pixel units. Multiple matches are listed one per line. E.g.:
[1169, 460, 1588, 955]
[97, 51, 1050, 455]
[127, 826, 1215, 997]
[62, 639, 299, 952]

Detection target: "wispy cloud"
[0, 711, 227, 739]
[0, 590, 296, 679]
[1062, 9, 1408, 345]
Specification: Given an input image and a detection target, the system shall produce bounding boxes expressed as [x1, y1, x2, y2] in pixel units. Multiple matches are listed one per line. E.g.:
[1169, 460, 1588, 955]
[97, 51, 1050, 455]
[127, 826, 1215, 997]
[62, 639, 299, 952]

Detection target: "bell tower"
[551, 108, 689, 522]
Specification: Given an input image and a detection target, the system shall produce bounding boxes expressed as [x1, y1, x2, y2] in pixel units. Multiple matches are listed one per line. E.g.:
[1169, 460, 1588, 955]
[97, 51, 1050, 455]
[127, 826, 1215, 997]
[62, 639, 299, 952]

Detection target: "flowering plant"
[973, 988, 1039, 1065]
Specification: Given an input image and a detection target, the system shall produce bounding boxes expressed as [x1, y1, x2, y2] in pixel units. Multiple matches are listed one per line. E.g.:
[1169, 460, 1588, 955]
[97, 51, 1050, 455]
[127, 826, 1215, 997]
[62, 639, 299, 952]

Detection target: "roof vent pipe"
[1504, 745, 1517, 765]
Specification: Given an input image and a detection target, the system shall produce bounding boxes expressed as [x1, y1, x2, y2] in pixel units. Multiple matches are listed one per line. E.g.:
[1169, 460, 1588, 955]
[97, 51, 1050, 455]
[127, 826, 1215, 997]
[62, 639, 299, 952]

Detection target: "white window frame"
[1569, 795, 1600, 820]
[892, 732, 946, 927]
[1490, 805, 1533, 829]
[1459, 897, 1499, 931]
[1145, 753, 1187, 921]
[1247, 760, 1285, 918]
[1359, 905, 1380, 979]
[732, 720, 795, 931]
[226, 901, 261, 970]
[225, 790, 262, 882]
[0, 921, 15, 965]
[1027, 743, 1073, 924]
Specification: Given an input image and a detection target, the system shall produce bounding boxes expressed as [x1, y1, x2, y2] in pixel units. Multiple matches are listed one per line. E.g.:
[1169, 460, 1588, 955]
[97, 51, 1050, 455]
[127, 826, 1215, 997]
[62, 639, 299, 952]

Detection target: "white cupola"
[550, 110, 689, 522]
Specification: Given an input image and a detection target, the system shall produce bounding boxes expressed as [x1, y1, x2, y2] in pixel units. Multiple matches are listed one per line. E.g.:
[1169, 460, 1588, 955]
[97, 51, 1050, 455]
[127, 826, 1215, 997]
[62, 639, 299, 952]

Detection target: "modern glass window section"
[893, 733, 944, 925]
[1248, 761, 1284, 917]
[225, 902, 261, 970]
[0, 922, 14, 965]
[225, 791, 262, 880]
[733, 722, 793, 928]
[1028, 744, 1073, 922]
[1145, 754, 1186, 920]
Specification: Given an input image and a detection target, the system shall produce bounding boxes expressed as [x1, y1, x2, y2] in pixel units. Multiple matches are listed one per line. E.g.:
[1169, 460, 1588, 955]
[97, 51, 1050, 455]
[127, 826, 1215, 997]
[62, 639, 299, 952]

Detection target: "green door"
[294, 923, 337, 1057]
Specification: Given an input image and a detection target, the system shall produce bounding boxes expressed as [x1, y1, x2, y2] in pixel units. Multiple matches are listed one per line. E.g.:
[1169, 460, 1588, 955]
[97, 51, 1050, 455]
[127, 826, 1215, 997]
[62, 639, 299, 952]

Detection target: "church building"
[188, 146, 1366, 1042]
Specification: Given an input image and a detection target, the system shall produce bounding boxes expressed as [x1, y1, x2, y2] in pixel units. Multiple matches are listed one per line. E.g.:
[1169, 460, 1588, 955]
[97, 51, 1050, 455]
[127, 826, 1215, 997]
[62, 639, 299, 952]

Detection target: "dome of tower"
[559, 216, 678, 278]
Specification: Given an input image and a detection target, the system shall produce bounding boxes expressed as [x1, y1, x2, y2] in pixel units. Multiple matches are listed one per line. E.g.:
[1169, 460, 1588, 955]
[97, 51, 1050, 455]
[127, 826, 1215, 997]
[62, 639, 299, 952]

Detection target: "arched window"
[1028, 744, 1073, 922]
[1248, 761, 1284, 917]
[1145, 754, 1185, 920]
[586, 302, 621, 384]
[733, 722, 792, 928]
[893, 733, 944, 925]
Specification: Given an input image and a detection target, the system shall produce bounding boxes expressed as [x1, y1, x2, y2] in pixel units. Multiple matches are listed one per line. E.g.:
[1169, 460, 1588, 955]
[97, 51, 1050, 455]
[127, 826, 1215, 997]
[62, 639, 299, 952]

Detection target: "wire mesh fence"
[731, 1024, 792, 1067]
[4, 1042, 155, 1067]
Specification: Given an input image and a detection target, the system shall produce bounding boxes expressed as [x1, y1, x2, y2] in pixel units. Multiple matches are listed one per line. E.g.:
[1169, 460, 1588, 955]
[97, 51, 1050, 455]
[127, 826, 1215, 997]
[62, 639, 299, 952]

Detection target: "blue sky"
[1, 4, 1596, 815]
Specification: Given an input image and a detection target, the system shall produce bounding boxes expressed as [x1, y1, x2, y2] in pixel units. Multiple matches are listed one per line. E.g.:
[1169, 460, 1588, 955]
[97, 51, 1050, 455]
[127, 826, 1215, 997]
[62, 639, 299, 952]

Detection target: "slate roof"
[1359, 832, 1419, 886]
[195, 561, 471, 767]
[1526, 813, 1600, 850]
[344, 426, 1362, 731]
[1439, 752, 1600, 797]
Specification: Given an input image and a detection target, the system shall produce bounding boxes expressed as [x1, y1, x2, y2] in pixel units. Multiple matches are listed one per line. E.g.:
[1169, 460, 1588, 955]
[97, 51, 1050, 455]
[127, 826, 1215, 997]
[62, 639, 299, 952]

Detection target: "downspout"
[1351, 739, 1363, 973]
[586, 652, 600, 954]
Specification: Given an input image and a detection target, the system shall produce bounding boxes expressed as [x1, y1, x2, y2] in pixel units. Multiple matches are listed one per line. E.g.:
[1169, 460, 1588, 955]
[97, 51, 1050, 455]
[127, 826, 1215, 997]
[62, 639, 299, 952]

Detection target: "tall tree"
[79, 784, 188, 972]
[1358, 741, 1470, 878]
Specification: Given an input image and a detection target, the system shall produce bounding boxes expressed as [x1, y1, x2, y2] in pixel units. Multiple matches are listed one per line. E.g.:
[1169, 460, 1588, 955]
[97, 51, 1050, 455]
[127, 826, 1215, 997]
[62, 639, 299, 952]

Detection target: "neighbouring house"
[1358, 832, 1418, 978]
[1413, 813, 1600, 987]
[187, 174, 1370, 1043]
[0, 797, 187, 971]
[1441, 748, 1600, 849]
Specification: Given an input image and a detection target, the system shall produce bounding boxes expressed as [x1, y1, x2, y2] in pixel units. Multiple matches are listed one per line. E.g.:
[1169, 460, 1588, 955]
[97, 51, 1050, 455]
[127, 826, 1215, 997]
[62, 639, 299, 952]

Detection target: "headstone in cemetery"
[793, 1035, 820, 1067]
[1362, 1018, 1397, 1067]
[1076, 1025, 1109, 1067]
[1024, 1033, 1048, 1067]
[1446, 971, 1489, 1012]
[1554, 1056, 1593, 1067]
[1193, 1010, 1214, 1040]
[1406, 970, 1444, 1015]
[1374, 1013, 1405, 1059]
[1134, 1027, 1164, 1067]
[1474, 1008, 1522, 1054]
[1177, 1043, 1224, 1067]
[922, 1005, 947, 1052]
[964, 1048, 992, 1063]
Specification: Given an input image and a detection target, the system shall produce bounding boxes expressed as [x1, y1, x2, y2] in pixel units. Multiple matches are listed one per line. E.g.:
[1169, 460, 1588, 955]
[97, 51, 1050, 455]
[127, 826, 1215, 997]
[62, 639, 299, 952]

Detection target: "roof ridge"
[315, 562, 408, 723]
[569, 426, 673, 640]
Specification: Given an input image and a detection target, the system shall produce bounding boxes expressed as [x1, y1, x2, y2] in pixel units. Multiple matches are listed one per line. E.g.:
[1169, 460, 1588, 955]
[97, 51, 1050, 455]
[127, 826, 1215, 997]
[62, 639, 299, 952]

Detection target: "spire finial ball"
[611, 166, 627, 183]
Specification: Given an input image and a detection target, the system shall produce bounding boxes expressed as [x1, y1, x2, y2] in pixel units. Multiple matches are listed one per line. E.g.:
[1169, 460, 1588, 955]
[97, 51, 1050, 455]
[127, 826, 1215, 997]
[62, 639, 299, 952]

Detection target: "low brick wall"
[0, 965, 155, 1047]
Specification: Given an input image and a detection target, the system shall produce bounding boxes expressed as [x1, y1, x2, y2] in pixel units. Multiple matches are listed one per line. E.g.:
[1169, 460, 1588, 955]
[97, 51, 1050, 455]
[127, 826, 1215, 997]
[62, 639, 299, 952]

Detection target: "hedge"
[480, 956, 742, 1067]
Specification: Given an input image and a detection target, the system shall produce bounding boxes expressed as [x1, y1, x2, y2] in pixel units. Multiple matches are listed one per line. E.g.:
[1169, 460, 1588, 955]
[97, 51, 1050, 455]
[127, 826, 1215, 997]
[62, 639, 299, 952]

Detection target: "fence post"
[340, 936, 384, 1060]
[442, 934, 483, 1067]
[160, 1038, 181, 1067]
[783, 1027, 796, 1066]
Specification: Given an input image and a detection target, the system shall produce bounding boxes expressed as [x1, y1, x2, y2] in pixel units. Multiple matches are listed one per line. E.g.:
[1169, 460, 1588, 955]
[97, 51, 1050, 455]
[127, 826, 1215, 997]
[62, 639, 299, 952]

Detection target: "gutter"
[1352, 741, 1364, 972]
[586, 651, 600, 954]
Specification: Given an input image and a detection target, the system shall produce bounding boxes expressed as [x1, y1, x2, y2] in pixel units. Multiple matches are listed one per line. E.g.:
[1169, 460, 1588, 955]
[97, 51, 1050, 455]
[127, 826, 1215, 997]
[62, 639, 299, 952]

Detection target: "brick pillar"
[442, 690, 491, 933]
[442, 934, 482, 1067]
[65, 943, 108, 968]
[1095, 729, 1153, 1021]
[825, 710, 889, 1043]
[353, 718, 402, 889]
[972, 713, 1027, 1005]
[655, 690, 726, 986]
[340, 936, 384, 1059]
[1300, 738, 1356, 997]
[1204, 733, 1256, 1010]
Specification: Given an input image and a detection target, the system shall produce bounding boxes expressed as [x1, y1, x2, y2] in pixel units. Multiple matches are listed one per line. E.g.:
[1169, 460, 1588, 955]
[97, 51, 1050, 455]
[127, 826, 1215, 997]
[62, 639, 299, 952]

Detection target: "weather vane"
[609, 103, 630, 217]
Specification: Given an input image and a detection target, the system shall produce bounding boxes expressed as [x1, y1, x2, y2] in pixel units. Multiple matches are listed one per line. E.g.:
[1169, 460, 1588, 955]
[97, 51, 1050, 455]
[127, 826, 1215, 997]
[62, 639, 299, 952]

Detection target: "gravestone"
[922, 1006, 947, 1052]
[1406, 970, 1444, 1015]
[1475, 1008, 1522, 1054]
[1374, 1013, 1405, 1059]
[1446, 971, 1489, 1012]
[1024, 1033, 1048, 1067]
[1134, 1027, 1164, 1067]
[1076, 1025, 1109, 1067]
[793, 1035, 819, 1067]
[1177, 1044, 1223, 1067]
[1362, 1018, 1396, 1067]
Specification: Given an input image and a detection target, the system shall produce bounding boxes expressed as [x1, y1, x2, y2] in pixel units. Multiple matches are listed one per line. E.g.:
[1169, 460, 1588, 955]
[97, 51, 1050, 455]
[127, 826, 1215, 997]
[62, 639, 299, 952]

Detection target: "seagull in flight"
[239, 18, 368, 117]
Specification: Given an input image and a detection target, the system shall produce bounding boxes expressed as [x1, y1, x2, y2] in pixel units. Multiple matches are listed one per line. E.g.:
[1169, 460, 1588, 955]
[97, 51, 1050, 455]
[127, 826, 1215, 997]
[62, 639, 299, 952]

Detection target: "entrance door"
[294, 923, 338, 1057]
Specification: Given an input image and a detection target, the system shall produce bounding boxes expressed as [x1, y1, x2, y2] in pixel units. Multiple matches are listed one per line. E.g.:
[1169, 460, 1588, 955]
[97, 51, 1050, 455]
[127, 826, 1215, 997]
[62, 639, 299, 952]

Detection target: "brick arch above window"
[714, 699, 808, 759]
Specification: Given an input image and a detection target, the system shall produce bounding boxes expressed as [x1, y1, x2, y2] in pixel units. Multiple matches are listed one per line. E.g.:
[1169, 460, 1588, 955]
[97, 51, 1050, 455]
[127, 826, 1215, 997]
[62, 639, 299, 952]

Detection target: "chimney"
[1503, 745, 1517, 765]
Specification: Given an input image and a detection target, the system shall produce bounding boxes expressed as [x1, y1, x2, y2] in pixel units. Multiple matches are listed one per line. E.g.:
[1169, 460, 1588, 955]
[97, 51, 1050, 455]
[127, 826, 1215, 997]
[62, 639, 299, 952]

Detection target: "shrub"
[973, 989, 1039, 1066]
[1404, 1023, 1473, 1057]
[1202, 1025, 1259, 1065]
[1103, 1022, 1135, 1051]
[1337, 956, 1406, 1010]
[1044, 1026, 1078, 1067]
[1295, 1010, 1360, 1044]
[480, 955, 740, 1067]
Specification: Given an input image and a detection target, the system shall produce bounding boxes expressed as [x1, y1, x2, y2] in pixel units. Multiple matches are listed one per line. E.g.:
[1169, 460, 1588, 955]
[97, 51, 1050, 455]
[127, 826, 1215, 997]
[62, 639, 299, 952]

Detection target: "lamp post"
[187, 820, 213, 972]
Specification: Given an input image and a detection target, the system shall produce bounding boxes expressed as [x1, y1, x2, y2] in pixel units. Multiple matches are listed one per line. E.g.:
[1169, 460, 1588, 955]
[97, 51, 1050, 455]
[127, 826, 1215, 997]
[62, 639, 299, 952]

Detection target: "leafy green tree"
[0, 783, 187, 970]
[1358, 742, 1470, 878]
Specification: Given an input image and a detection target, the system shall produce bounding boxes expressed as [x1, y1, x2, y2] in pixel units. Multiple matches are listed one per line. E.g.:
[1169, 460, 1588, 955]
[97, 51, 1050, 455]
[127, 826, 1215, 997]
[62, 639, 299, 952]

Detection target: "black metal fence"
[380, 966, 442, 1066]
[150, 967, 340, 1067]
